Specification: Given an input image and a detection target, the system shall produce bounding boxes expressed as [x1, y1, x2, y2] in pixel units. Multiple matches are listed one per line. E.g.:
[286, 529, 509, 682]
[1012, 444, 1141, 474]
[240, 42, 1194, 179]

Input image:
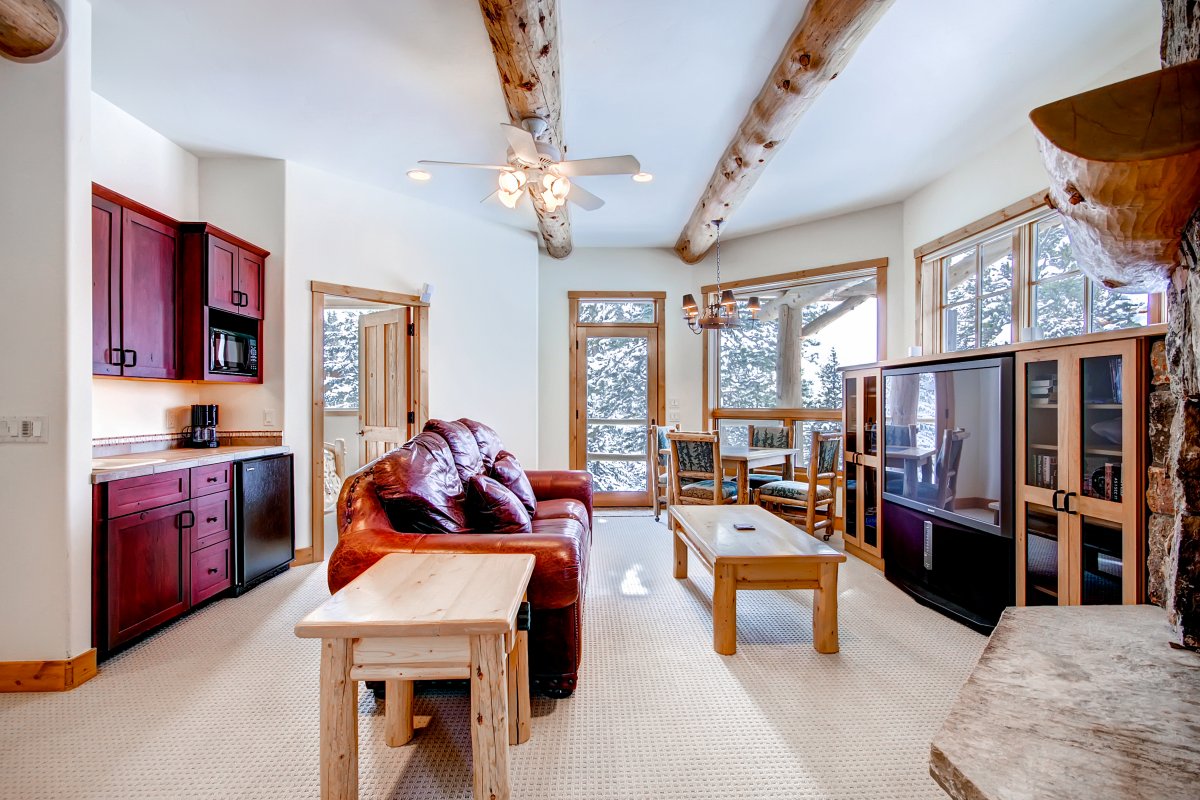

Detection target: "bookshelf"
[1015, 339, 1145, 607]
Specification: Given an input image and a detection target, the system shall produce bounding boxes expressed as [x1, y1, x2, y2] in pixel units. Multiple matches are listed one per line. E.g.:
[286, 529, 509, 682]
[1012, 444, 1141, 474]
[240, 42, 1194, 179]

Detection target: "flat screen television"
[881, 357, 1013, 538]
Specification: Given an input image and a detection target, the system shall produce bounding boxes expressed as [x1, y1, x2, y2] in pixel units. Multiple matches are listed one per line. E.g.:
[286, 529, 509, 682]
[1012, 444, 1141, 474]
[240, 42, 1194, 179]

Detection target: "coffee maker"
[184, 404, 220, 448]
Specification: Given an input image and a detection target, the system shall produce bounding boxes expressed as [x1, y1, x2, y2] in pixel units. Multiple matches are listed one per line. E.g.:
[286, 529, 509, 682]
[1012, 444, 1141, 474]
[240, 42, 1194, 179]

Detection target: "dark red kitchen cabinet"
[121, 210, 179, 379]
[91, 196, 122, 376]
[236, 248, 264, 319]
[185, 224, 266, 321]
[206, 235, 239, 315]
[105, 500, 191, 650]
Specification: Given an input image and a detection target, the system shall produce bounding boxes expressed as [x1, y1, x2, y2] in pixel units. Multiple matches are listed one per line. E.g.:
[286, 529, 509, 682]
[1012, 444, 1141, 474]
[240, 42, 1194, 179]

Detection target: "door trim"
[568, 293, 667, 507]
[309, 283, 430, 563]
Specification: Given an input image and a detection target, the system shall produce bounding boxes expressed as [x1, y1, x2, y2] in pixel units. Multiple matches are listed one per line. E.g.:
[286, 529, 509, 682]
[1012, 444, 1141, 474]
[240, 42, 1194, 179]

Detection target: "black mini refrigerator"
[232, 454, 295, 595]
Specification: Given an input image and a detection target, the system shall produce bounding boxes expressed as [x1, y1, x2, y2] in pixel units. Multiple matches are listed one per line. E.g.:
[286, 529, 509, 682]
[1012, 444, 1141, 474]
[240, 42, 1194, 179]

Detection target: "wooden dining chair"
[746, 424, 795, 489]
[648, 423, 678, 521]
[667, 431, 738, 508]
[755, 430, 841, 540]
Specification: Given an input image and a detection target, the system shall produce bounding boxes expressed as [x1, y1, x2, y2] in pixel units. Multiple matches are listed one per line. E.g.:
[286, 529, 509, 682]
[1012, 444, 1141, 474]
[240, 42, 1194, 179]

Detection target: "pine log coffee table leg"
[813, 561, 841, 654]
[673, 523, 688, 579]
[384, 679, 414, 747]
[320, 638, 358, 800]
[470, 634, 511, 800]
[712, 563, 738, 655]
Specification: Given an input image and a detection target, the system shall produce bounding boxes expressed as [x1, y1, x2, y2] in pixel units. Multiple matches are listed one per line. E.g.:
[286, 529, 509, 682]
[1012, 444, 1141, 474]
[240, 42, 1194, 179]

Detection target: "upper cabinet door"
[206, 235, 240, 314]
[121, 209, 178, 379]
[92, 196, 122, 376]
[237, 248, 264, 319]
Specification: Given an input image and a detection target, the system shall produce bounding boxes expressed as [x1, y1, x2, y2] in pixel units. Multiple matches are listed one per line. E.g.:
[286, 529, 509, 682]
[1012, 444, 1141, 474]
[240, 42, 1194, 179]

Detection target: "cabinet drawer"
[191, 463, 231, 497]
[191, 492, 231, 552]
[107, 470, 190, 517]
[191, 540, 231, 605]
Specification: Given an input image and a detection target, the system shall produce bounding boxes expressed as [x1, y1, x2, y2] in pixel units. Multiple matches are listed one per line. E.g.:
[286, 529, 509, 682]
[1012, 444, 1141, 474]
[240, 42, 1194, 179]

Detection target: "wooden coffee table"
[670, 504, 847, 655]
[295, 552, 535, 800]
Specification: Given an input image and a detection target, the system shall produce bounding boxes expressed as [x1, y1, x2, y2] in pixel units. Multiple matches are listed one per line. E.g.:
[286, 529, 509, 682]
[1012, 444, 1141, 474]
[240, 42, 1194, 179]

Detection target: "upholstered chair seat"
[679, 479, 739, 501]
[756, 480, 832, 501]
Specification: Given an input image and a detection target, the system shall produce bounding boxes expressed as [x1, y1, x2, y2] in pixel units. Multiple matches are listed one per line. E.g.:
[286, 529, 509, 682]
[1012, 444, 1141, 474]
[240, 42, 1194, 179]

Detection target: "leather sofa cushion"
[492, 450, 537, 515]
[460, 418, 504, 470]
[533, 498, 590, 531]
[424, 419, 484, 483]
[466, 474, 532, 533]
[373, 432, 470, 533]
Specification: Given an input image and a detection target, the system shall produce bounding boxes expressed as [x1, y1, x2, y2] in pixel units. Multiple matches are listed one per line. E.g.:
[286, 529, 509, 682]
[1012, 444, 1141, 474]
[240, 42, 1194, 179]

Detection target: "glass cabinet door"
[863, 375, 878, 457]
[1024, 359, 1060, 492]
[844, 376, 859, 455]
[1077, 354, 1125, 507]
[1023, 503, 1064, 605]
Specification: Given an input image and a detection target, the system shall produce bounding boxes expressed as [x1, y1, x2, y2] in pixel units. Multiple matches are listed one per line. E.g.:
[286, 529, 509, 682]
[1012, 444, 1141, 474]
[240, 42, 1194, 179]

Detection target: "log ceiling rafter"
[0, 0, 61, 60]
[673, 0, 897, 264]
[477, 0, 573, 259]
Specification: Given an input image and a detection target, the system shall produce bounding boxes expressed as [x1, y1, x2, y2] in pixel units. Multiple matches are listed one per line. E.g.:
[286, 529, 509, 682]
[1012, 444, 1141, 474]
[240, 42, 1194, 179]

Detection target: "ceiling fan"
[418, 117, 641, 212]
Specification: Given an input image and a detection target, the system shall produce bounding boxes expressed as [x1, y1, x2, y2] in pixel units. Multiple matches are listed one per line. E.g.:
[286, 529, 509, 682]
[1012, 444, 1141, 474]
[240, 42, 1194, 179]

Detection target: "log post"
[477, 0, 572, 259]
[1160, 0, 1200, 649]
[0, 0, 61, 60]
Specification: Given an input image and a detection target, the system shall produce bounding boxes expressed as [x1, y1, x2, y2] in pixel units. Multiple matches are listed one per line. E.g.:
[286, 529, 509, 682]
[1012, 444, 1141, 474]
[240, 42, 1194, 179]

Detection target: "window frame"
[700, 257, 888, 428]
[915, 193, 1163, 354]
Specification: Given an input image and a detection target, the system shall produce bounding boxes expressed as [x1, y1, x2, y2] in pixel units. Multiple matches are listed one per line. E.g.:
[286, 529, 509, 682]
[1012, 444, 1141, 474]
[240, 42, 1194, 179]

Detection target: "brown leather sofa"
[328, 418, 592, 697]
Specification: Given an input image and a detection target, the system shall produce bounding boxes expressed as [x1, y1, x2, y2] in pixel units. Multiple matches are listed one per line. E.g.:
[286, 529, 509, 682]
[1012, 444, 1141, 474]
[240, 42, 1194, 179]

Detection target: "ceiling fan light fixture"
[498, 169, 526, 194]
[632, 172, 653, 183]
[406, 169, 432, 181]
[498, 188, 522, 208]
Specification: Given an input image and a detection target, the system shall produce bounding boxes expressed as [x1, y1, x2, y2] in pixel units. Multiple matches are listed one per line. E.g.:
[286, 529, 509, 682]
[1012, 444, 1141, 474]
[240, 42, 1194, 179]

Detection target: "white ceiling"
[91, 0, 1161, 250]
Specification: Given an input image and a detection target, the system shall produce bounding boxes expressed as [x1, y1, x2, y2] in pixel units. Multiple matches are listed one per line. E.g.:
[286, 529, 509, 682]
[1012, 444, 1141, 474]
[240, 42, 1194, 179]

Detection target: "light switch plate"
[0, 416, 48, 443]
[668, 412, 681, 423]
[263, 408, 277, 427]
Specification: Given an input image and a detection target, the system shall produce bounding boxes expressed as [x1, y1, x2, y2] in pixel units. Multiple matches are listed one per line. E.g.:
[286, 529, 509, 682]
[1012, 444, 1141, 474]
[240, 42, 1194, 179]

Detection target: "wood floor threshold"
[0, 648, 98, 692]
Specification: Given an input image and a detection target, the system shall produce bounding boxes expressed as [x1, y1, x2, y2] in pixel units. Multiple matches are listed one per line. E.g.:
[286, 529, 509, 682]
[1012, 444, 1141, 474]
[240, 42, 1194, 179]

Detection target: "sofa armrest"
[526, 469, 593, 527]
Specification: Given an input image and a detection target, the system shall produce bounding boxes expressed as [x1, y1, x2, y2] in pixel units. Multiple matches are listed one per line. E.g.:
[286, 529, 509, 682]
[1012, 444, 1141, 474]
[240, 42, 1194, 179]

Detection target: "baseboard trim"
[290, 546, 314, 567]
[0, 649, 98, 692]
[844, 542, 884, 571]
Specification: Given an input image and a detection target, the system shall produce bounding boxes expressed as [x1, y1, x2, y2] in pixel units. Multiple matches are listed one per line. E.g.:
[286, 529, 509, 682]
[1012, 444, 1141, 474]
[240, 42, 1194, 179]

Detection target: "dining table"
[719, 445, 803, 504]
[884, 445, 937, 495]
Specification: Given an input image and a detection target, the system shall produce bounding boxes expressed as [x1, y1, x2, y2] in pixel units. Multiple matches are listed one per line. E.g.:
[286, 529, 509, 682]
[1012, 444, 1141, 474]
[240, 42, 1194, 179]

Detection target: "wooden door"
[358, 308, 409, 464]
[106, 501, 191, 649]
[236, 248, 264, 319]
[571, 326, 660, 507]
[206, 235, 239, 314]
[92, 195, 122, 375]
[120, 209, 178, 379]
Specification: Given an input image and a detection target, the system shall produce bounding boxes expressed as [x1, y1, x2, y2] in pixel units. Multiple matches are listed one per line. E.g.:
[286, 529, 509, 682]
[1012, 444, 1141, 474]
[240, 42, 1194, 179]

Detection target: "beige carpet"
[0, 513, 985, 799]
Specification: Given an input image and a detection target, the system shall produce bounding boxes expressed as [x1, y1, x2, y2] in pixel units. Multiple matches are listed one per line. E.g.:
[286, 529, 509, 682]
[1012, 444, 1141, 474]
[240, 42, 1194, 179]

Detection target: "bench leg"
[470, 634, 510, 800]
[320, 638, 357, 800]
[507, 628, 530, 745]
[384, 679, 413, 747]
[813, 562, 840, 654]
[713, 563, 737, 655]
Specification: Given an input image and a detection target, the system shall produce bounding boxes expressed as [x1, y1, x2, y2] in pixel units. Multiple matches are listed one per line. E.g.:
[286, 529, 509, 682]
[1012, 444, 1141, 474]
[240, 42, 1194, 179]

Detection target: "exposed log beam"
[478, 0, 572, 259]
[673, 0, 895, 264]
[800, 295, 869, 337]
[0, 0, 60, 60]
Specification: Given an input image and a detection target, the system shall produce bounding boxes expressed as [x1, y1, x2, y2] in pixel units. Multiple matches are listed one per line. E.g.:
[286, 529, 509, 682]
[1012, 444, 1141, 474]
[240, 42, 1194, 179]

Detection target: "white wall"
[90, 91, 202, 438]
[0, 0, 93, 661]
[285, 162, 539, 548]
[537, 247, 703, 469]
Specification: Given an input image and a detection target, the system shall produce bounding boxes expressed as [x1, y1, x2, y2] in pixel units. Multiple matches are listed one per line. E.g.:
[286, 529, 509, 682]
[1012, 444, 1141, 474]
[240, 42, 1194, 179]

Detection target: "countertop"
[930, 605, 1200, 800]
[91, 445, 291, 484]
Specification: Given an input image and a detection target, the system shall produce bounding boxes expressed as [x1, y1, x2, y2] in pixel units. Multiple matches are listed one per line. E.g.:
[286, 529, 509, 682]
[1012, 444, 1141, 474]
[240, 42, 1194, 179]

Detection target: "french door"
[569, 294, 665, 507]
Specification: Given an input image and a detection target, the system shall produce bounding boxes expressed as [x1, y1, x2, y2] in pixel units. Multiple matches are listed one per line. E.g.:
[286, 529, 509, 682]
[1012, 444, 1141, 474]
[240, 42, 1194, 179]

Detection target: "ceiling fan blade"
[500, 123, 540, 166]
[567, 182, 605, 211]
[554, 155, 641, 177]
[418, 160, 511, 171]
[480, 188, 499, 204]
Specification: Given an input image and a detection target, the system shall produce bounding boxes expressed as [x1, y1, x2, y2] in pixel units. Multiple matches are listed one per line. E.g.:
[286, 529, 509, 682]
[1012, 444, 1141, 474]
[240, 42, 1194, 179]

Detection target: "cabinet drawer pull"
[206, 516, 219, 523]
[1051, 489, 1064, 512]
[123, 349, 137, 368]
[207, 567, 220, 575]
[206, 475, 219, 483]
[109, 349, 124, 366]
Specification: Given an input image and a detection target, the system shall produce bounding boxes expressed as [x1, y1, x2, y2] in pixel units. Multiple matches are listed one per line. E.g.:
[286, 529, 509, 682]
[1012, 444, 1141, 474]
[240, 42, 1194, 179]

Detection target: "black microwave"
[210, 327, 258, 376]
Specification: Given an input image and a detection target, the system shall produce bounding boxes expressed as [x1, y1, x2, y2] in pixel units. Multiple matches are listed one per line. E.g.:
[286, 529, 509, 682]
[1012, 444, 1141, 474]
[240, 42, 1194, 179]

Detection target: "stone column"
[1160, 0, 1200, 648]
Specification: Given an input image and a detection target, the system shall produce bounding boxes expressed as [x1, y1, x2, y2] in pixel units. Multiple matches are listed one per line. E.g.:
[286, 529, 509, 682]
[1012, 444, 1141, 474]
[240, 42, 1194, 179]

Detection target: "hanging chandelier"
[681, 220, 760, 334]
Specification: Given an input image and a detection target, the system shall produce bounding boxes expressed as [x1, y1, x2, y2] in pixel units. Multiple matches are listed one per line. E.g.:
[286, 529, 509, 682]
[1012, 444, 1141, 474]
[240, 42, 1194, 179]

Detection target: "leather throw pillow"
[373, 432, 470, 533]
[491, 450, 537, 516]
[466, 474, 532, 533]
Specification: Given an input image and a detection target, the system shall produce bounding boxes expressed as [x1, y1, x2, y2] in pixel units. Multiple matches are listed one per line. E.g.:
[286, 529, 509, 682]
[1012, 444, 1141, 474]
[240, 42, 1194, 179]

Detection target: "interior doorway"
[310, 282, 428, 562]
[569, 292, 666, 507]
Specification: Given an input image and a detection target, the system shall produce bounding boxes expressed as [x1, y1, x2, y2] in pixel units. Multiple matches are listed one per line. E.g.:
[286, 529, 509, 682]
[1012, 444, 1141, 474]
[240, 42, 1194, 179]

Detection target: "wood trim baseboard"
[0, 649, 98, 693]
[844, 541, 884, 571]
[291, 546, 315, 567]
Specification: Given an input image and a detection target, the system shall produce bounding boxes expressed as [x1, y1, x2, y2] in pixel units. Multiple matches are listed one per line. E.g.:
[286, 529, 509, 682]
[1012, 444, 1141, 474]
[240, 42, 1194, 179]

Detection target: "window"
[577, 299, 655, 324]
[323, 309, 363, 409]
[919, 200, 1159, 353]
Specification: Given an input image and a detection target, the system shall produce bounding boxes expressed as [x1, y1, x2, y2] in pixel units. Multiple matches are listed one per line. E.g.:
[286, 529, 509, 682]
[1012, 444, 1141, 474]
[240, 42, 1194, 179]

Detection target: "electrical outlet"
[263, 408, 277, 427]
[668, 411, 681, 423]
[0, 416, 48, 443]
[668, 398, 680, 409]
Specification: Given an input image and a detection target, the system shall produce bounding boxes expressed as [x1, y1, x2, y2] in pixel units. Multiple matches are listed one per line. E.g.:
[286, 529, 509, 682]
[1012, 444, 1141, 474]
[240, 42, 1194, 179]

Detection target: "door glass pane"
[1079, 354, 1123, 502]
[844, 377, 858, 454]
[578, 300, 654, 323]
[862, 466, 878, 548]
[585, 335, 649, 493]
[1025, 361, 1060, 489]
[863, 375, 878, 457]
[1034, 274, 1085, 339]
[1090, 285, 1148, 332]
[1025, 504, 1059, 605]
[1080, 516, 1123, 604]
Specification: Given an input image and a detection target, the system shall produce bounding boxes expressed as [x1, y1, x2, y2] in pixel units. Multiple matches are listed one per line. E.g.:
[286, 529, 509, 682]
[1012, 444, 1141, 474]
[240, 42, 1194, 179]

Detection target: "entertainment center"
[842, 326, 1160, 631]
